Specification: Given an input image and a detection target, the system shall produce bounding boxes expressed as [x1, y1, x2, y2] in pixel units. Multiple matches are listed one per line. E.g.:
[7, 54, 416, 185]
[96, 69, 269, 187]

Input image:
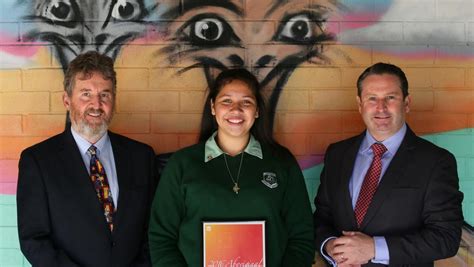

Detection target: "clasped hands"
[324, 231, 375, 267]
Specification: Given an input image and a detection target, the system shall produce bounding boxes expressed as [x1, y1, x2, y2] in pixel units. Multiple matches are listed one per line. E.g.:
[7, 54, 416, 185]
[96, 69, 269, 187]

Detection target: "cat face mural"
[21, 0, 157, 70]
[155, 0, 341, 126]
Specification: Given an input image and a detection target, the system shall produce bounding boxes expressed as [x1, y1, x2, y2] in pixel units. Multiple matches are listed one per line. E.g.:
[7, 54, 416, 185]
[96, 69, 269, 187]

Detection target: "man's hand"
[329, 231, 375, 265]
[324, 237, 360, 267]
[324, 238, 337, 259]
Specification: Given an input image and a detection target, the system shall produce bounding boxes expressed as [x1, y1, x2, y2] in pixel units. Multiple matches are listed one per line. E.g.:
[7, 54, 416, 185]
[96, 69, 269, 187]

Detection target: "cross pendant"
[233, 183, 240, 194]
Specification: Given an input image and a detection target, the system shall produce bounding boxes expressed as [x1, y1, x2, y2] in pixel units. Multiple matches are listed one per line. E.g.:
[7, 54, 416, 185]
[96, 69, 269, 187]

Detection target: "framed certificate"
[203, 221, 265, 267]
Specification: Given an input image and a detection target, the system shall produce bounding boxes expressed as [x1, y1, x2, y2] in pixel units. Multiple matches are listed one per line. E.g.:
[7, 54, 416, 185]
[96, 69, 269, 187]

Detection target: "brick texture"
[373, 45, 436, 66]
[119, 45, 170, 67]
[341, 22, 403, 43]
[341, 68, 366, 88]
[434, 90, 474, 113]
[149, 68, 207, 90]
[0, 92, 49, 114]
[404, 22, 465, 44]
[50, 92, 67, 113]
[342, 112, 365, 134]
[108, 113, 151, 134]
[407, 112, 469, 134]
[276, 112, 342, 134]
[309, 133, 345, 155]
[467, 68, 474, 88]
[410, 91, 434, 111]
[180, 91, 207, 112]
[116, 68, 149, 90]
[277, 90, 310, 111]
[117, 92, 179, 112]
[0, 70, 21, 91]
[311, 90, 357, 111]
[0, 137, 48, 159]
[22, 114, 65, 135]
[274, 133, 309, 156]
[151, 113, 201, 133]
[431, 68, 465, 88]
[178, 134, 200, 149]
[0, 160, 19, 183]
[0, 115, 22, 136]
[23, 69, 63, 91]
[285, 67, 341, 88]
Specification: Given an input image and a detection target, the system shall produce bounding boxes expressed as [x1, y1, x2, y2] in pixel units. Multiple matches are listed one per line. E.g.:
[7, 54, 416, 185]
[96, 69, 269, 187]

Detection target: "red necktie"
[354, 143, 387, 227]
[88, 145, 115, 232]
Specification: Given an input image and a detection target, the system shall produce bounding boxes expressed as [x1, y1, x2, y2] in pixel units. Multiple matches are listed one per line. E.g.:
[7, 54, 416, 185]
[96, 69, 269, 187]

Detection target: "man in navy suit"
[314, 63, 463, 266]
[17, 51, 157, 266]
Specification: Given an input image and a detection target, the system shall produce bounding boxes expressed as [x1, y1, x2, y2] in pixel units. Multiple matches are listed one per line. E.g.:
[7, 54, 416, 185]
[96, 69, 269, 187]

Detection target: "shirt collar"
[360, 123, 407, 156]
[70, 127, 110, 156]
[204, 131, 263, 162]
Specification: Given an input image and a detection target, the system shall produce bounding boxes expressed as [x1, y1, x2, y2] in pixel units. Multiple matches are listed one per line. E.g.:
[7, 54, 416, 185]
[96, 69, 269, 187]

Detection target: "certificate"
[203, 221, 265, 267]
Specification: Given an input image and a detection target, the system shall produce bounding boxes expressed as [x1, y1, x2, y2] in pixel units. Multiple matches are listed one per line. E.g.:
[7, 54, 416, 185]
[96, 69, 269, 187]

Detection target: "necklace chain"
[223, 152, 244, 194]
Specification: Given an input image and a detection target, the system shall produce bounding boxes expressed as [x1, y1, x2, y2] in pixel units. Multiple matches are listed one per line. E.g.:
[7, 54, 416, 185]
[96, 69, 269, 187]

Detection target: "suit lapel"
[109, 132, 133, 233]
[57, 129, 109, 229]
[341, 133, 365, 229]
[360, 127, 417, 229]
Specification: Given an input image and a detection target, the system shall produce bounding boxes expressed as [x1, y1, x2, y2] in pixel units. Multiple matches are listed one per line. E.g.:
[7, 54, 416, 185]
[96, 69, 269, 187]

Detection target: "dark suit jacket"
[314, 126, 463, 267]
[17, 129, 158, 267]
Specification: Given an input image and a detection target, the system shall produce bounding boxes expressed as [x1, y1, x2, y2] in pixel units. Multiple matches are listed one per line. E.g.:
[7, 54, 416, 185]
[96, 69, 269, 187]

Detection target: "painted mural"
[0, 0, 473, 266]
[152, 0, 342, 127]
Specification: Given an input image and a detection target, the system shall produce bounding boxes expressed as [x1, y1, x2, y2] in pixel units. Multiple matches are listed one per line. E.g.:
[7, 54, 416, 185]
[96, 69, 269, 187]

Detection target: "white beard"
[70, 109, 112, 142]
[73, 119, 109, 141]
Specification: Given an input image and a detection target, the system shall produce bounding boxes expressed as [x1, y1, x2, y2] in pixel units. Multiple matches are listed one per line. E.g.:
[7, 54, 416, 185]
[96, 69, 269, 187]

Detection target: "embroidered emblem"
[261, 172, 278, 189]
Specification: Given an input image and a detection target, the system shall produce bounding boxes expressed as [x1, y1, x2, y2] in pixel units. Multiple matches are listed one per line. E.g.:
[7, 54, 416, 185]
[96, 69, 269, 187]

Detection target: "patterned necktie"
[88, 145, 115, 232]
[354, 143, 387, 227]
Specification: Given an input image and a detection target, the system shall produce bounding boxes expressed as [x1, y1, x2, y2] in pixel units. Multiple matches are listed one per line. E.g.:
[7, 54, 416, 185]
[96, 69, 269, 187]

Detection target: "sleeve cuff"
[372, 236, 389, 264]
[320, 237, 337, 266]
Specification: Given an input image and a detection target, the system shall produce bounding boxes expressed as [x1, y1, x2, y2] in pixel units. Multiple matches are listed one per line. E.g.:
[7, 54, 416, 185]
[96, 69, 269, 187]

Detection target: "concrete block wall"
[0, 0, 473, 265]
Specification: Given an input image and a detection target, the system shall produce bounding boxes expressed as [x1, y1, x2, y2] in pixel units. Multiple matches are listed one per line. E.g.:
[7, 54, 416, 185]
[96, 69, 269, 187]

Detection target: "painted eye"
[178, 14, 240, 46]
[194, 18, 223, 41]
[281, 15, 311, 40]
[42, 0, 73, 21]
[111, 0, 143, 20]
[274, 13, 326, 44]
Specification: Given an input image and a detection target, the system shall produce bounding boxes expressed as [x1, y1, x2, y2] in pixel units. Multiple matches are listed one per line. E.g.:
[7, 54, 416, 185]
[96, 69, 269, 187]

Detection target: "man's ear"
[356, 96, 362, 113]
[63, 92, 71, 110]
[404, 95, 411, 113]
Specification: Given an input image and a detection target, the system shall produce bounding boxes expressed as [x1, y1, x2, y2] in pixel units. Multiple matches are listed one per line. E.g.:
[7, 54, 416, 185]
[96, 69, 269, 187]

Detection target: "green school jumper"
[149, 133, 314, 266]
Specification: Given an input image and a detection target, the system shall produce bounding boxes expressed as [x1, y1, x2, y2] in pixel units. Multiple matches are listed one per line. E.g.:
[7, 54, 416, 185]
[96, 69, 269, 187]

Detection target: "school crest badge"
[261, 172, 278, 189]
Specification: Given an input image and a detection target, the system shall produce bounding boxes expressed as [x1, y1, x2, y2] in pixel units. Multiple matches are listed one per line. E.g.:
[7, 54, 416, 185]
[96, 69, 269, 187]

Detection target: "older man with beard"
[16, 51, 157, 267]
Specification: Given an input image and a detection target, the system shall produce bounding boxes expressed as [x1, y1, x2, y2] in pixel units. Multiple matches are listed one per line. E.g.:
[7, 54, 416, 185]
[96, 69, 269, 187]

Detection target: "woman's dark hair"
[198, 68, 275, 147]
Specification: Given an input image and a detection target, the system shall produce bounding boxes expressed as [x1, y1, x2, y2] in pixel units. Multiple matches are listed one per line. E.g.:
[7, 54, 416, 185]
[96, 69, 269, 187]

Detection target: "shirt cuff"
[320, 237, 337, 266]
[372, 236, 389, 264]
